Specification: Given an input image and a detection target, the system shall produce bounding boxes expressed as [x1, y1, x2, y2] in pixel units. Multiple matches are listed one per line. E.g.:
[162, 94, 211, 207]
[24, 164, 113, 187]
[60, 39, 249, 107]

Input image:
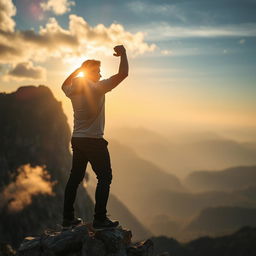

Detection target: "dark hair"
[81, 59, 100, 71]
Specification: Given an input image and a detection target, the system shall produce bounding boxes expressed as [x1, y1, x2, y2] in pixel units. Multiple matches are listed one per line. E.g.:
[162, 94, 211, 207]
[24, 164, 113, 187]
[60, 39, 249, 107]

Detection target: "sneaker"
[93, 216, 119, 230]
[62, 217, 83, 230]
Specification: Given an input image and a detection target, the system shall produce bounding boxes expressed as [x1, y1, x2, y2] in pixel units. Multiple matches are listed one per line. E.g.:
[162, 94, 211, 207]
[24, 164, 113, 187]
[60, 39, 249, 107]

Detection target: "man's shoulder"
[94, 78, 115, 93]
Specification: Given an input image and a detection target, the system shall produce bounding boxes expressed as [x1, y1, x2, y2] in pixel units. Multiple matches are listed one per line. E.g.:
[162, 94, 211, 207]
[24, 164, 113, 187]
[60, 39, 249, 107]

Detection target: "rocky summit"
[17, 223, 154, 256]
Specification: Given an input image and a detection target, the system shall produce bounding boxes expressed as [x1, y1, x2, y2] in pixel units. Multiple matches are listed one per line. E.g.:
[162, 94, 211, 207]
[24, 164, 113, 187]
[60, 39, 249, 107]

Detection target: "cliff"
[0, 85, 94, 248]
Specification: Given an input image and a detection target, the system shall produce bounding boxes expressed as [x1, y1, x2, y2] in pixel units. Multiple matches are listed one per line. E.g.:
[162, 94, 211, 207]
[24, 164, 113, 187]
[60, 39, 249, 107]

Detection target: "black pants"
[63, 137, 112, 221]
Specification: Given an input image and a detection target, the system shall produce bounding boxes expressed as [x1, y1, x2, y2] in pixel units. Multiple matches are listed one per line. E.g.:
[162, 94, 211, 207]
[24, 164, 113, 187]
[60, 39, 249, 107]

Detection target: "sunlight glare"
[63, 56, 109, 79]
[77, 71, 84, 77]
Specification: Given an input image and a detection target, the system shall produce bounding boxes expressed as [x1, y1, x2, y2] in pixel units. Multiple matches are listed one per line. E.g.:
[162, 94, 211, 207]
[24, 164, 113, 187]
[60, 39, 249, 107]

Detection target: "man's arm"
[61, 67, 81, 96]
[95, 45, 129, 94]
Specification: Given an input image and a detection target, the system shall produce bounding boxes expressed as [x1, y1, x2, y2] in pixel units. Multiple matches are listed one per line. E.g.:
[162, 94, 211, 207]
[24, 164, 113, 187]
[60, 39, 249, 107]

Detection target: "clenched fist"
[113, 45, 126, 57]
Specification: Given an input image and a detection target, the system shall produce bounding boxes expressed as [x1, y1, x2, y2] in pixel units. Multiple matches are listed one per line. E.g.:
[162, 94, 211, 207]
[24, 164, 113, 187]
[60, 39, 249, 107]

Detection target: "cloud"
[140, 23, 256, 40]
[0, 0, 16, 32]
[40, 0, 75, 15]
[161, 49, 172, 56]
[0, 42, 22, 60]
[0, 14, 156, 66]
[0, 164, 56, 212]
[67, 14, 156, 56]
[6, 61, 46, 80]
[0, 1, 155, 78]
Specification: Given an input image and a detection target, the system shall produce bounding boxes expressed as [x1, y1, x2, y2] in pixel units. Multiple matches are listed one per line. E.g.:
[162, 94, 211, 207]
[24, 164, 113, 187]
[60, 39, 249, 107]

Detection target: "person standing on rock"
[61, 45, 128, 230]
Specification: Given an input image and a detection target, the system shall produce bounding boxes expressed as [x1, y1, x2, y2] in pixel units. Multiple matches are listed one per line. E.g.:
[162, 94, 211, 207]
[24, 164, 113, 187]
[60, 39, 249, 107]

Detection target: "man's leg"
[87, 139, 112, 221]
[63, 138, 88, 220]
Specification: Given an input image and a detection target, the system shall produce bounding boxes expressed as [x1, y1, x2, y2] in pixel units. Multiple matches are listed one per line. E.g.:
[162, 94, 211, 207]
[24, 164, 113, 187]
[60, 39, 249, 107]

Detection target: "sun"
[63, 56, 86, 76]
[63, 56, 109, 79]
[77, 71, 84, 77]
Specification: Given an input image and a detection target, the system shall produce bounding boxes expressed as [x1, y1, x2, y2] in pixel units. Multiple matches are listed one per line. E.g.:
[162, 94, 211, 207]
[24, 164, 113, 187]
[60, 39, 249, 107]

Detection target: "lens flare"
[77, 71, 84, 77]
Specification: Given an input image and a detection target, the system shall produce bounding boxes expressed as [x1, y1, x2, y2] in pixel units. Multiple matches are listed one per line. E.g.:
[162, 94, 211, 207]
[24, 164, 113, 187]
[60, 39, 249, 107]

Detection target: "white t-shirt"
[62, 77, 113, 138]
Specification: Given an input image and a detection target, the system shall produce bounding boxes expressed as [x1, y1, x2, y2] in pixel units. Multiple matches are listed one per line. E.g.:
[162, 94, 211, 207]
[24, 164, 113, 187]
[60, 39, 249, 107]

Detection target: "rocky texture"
[17, 224, 154, 256]
[0, 85, 152, 250]
[0, 242, 16, 256]
[0, 86, 94, 248]
[16, 225, 256, 256]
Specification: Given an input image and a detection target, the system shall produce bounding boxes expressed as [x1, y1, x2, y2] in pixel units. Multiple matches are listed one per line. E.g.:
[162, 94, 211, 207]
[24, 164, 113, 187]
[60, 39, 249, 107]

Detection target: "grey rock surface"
[17, 223, 154, 256]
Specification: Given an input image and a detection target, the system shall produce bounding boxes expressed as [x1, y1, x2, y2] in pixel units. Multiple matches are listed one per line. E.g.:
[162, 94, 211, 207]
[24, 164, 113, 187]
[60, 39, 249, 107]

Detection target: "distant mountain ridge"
[151, 226, 256, 256]
[185, 206, 256, 235]
[2, 85, 256, 248]
[86, 183, 153, 242]
[184, 165, 256, 192]
[109, 127, 256, 178]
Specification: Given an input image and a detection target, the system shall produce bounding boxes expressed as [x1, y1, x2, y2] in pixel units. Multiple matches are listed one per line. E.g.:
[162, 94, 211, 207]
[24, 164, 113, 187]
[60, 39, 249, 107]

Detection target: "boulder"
[17, 223, 154, 256]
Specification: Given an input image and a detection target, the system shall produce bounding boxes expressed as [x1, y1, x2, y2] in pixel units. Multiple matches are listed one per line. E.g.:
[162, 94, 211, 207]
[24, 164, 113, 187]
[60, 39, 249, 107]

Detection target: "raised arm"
[62, 67, 81, 88]
[61, 67, 82, 96]
[95, 45, 129, 94]
[114, 45, 129, 79]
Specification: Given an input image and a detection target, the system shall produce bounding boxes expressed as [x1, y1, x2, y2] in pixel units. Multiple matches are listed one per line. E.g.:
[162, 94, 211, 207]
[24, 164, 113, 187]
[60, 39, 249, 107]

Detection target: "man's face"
[87, 66, 101, 82]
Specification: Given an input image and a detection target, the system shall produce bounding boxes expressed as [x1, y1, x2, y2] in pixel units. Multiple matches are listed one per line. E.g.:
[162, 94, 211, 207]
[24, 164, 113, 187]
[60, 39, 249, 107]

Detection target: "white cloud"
[40, 0, 75, 15]
[67, 14, 156, 56]
[0, 15, 156, 66]
[0, 0, 16, 32]
[0, 1, 156, 78]
[161, 49, 172, 56]
[0, 164, 56, 212]
[139, 23, 256, 40]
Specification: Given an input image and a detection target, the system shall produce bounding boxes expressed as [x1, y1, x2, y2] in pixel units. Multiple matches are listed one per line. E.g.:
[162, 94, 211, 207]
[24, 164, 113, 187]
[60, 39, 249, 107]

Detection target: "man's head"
[80, 59, 101, 82]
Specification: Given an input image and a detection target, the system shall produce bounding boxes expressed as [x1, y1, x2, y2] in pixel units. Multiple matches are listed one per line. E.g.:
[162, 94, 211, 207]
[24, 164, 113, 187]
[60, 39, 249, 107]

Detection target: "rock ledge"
[17, 223, 154, 256]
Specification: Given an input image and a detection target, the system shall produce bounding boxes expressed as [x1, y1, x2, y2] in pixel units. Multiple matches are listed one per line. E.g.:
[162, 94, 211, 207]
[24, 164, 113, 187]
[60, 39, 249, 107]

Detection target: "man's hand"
[62, 66, 82, 89]
[113, 45, 126, 57]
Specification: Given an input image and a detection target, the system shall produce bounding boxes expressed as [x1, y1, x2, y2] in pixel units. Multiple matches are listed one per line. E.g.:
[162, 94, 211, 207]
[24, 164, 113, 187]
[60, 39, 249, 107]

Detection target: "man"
[61, 45, 128, 230]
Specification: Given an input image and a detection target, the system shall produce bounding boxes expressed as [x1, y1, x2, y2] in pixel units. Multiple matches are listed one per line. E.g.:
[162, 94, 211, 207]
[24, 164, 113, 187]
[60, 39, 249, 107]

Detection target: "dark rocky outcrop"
[0, 85, 152, 250]
[17, 224, 154, 256]
[0, 86, 94, 248]
[0, 85, 72, 189]
[15, 225, 256, 256]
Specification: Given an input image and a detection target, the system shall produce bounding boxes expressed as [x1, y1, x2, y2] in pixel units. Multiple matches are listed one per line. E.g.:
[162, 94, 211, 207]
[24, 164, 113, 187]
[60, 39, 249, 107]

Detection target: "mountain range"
[109, 127, 256, 178]
[1, 85, 256, 248]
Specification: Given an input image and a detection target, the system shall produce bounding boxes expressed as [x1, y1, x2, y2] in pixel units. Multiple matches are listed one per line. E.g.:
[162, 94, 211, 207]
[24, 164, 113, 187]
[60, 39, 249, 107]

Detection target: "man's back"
[61, 45, 128, 139]
[64, 77, 106, 138]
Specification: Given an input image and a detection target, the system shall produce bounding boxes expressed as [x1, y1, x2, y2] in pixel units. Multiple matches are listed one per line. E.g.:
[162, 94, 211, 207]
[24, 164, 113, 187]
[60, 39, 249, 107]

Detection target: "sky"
[0, 0, 256, 139]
